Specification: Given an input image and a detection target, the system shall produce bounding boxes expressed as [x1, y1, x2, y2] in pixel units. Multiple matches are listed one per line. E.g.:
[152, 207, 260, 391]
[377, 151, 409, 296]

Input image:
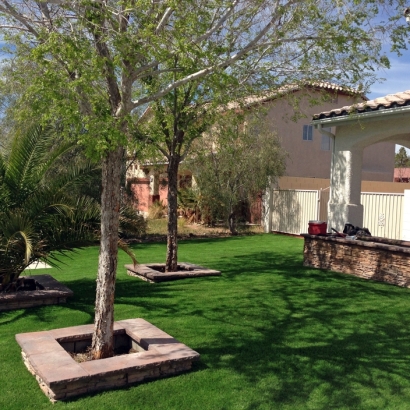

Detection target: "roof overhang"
[311, 105, 410, 128]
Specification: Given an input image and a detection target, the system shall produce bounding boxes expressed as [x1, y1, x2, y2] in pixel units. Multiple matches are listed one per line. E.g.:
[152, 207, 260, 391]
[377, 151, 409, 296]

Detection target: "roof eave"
[311, 105, 410, 128]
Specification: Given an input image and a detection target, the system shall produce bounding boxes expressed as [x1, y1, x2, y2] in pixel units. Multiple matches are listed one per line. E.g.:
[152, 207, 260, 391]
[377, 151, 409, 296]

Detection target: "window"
[321, 127, 332, 151]
[303, 125, 313, 141]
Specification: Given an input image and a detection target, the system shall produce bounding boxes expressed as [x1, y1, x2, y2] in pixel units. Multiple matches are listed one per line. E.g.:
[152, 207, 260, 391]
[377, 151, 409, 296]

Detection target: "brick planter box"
[302, 234, 410, 287]
[126, 262, 221, 283]
[0, 274, 73, 311]
[16, 318, 200, 402]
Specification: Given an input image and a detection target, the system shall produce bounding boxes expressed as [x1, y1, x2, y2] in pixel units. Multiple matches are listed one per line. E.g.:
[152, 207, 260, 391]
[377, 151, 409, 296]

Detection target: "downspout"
[315, 124, 336, 232]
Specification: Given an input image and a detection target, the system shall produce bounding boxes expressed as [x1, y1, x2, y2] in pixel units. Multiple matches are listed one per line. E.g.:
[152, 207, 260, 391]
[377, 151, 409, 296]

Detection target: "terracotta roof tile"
[224, 82, 364, 110]
[313, 90, 410, 120]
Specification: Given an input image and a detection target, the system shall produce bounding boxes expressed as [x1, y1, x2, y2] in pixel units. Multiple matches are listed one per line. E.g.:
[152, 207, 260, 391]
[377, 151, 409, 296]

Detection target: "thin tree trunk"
[166, 155, 179, 272]
[228, 211, 238, 235]
[92, 146, 124, 359]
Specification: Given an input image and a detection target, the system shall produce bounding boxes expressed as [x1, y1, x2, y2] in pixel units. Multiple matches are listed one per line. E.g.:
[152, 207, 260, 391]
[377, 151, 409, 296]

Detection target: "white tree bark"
[92, 146, 124, 359]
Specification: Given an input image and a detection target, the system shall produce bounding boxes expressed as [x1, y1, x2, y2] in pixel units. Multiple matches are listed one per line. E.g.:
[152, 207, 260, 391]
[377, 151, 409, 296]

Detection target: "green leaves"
[189, 110, 287, 231]
[0, 126, 100, 283]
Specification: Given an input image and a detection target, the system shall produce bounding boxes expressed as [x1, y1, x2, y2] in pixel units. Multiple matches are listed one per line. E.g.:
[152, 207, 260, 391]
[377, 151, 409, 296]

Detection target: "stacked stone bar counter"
[302, 234, 410, 287]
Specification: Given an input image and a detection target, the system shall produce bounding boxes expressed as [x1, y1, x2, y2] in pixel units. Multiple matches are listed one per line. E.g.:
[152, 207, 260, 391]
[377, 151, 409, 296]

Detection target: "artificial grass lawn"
[2, 234, 410, 409]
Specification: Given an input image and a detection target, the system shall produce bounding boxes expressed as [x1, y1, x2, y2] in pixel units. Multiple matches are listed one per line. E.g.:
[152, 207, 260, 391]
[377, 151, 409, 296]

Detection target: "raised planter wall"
[16, 318, 200, 402]
[0, 275, 73, 311]
[126, 262, 221, 283]
[302, 234, 410, 287]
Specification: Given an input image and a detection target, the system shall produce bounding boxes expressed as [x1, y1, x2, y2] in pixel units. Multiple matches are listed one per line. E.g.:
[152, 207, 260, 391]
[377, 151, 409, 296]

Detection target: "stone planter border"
[126, 262, 221, 283]
[16, 318, 200, 402]
[0, 274, 73, 311]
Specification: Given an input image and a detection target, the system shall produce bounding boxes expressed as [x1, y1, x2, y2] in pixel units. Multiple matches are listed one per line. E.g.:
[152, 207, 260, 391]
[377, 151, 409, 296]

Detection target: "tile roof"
[224, 82, 364, 110]
[139, 82, 365, 119]
[313, 90, 410, 120]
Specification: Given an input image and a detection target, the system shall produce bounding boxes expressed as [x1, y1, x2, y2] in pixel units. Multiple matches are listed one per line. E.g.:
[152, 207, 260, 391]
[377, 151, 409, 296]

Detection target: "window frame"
[303, 124, 313, 141]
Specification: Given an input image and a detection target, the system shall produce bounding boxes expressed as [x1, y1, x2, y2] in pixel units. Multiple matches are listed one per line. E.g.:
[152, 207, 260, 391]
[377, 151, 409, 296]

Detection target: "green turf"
[2, 234, 410, 409]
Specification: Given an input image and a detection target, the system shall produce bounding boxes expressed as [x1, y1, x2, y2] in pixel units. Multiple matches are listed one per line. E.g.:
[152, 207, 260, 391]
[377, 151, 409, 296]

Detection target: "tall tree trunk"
[92, 146, 124, 359]
[166, 155, 180, 272]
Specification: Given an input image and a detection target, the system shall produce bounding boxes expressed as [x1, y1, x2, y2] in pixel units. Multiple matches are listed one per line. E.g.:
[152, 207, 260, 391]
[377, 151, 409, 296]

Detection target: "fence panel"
[318, 189, 330, 222]
[271, 190, 318, 235]
[361, 192, 403, 240]
[269, 189, 404, 240]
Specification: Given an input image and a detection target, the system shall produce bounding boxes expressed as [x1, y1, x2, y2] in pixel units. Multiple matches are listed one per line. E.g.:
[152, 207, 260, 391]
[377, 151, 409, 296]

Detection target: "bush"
[119, 204, 147, 239]
[147, 200, 166, 220]
[0, 126, 100, 289]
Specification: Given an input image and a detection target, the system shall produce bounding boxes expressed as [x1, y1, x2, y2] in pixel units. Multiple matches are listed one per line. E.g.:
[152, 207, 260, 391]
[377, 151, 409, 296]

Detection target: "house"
[260, 84, 395, 182]
[263, 89, 410, 238]
[127, 83, 396, 217]
[394, 167, 410, 182]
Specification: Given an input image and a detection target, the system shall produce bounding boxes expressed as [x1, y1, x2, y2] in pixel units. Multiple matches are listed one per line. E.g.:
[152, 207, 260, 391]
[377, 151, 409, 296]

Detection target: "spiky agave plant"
[0, 126, 101, 291]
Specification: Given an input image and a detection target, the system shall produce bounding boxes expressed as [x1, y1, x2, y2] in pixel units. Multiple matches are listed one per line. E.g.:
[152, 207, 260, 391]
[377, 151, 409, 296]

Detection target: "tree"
[140, 78, 215, 272]
[189, 111, 287, 234]
[0, 0, 408, 359]
[395, 147, 410, 167]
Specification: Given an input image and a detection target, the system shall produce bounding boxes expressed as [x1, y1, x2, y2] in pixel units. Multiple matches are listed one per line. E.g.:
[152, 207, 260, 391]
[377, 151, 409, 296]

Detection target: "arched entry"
[312, 90, 410, 231]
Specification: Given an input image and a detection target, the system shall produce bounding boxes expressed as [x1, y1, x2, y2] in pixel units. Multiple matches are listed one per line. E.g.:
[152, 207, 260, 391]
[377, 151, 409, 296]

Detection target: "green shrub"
[147, 200, 166, 220]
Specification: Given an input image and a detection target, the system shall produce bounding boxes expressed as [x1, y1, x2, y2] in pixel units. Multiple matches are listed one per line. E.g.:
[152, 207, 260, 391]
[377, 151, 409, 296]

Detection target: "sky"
[367, 50, 410, 99]
[366, 47, 410, 153]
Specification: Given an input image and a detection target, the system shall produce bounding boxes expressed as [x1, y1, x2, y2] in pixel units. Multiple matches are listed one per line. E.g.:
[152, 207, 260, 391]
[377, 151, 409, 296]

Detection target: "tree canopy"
[189, 110, 287, 234]
[395, 146, 410, 168]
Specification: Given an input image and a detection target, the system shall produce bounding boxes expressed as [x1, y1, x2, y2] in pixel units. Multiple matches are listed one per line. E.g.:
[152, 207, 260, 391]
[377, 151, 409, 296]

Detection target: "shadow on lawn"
[190, 251, 410, 408]
[21, 244, 410, 408]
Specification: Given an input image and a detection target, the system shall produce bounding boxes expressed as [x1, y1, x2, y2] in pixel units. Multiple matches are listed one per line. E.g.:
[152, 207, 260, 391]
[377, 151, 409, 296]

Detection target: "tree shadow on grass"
[186, 251, 410, 408]
[7, 244, 410, 408]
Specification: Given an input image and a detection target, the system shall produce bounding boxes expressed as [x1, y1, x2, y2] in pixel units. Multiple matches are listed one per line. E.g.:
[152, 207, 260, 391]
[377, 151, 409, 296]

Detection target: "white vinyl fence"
[361, 192, 403, 239]
[269, 189, 404, 240]
[270, 190, 318, 235]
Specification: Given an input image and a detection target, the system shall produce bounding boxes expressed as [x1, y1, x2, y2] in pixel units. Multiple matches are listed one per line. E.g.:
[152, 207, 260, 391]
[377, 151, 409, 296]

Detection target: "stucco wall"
[263, 90, 394, 181]
[278, 176, 407, 193]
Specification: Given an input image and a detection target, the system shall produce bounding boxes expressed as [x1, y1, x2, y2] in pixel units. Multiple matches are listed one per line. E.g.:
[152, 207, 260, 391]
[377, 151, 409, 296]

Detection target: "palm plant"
[0, 126, 101, 291]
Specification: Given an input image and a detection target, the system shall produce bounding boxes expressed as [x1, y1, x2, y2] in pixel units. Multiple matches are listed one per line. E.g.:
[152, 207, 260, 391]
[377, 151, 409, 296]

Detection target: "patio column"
[328, 145, 364, 231]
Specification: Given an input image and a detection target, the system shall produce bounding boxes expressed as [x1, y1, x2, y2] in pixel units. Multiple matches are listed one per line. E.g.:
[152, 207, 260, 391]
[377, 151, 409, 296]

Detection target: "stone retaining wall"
[302, 234, 410, 287]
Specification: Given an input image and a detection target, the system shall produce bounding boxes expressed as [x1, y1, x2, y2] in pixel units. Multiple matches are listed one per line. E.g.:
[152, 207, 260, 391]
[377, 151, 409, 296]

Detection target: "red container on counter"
[308, 221, 327, 235]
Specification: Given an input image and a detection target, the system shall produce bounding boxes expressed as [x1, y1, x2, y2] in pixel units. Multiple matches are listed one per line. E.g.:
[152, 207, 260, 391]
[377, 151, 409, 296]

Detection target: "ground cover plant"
[2, 234, 410, 409]
[144, 218, 263, 239]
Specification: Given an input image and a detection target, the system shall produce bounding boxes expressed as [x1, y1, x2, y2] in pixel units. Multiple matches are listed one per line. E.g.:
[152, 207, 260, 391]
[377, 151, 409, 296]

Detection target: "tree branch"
[0, 2, 39, 37]
[156, 7, 173, 34]
[193, 0, 238, 44]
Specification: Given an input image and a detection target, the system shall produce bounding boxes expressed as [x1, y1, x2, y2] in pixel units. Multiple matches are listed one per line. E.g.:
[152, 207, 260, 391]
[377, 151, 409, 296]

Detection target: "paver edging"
[126, 262, 221, 283]
[16, 318, 200, 401]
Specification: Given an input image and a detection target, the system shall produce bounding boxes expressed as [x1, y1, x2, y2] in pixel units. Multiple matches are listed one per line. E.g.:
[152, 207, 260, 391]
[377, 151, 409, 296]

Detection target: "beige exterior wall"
[278, 176, 408, 193]
[262, 89, 395, 181]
